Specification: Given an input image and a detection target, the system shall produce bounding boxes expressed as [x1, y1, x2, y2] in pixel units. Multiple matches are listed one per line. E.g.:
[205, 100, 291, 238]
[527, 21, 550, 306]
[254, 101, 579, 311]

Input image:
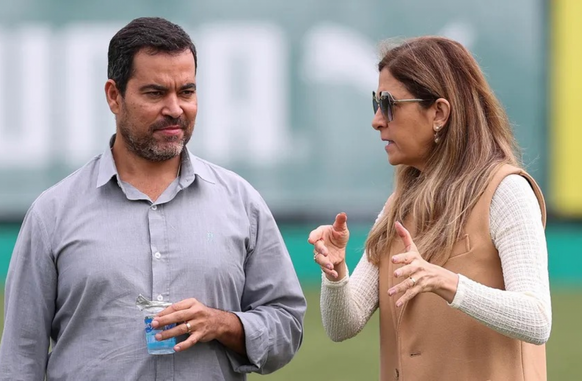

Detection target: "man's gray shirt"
[0, 141, 306, 380]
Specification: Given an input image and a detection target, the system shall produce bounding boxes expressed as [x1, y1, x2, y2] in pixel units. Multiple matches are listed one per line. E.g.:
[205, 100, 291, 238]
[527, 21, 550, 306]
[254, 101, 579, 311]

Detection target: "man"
[0, 17, 306, 380]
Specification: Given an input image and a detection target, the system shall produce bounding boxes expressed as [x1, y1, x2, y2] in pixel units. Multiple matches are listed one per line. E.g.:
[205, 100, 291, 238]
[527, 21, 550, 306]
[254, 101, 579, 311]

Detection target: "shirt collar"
[181, 150, 216, 186]
[96, 134, 216, 188]
[96, 135, 118, 188]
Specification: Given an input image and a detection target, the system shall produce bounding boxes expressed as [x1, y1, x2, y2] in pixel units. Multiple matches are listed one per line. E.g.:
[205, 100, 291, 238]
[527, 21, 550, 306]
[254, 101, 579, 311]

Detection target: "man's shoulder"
[190, 154, 258, 193]
[31, 154, 103, 211]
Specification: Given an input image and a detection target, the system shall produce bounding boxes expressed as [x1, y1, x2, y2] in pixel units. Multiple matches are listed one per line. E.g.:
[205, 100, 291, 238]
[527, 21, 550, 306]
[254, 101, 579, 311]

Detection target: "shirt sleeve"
[227, 196, 306, 374]
[449, 174, 552, 344]
[319, 209, 382, 342]
[320, 252, 379, 341]
[0, 205, 57, 380]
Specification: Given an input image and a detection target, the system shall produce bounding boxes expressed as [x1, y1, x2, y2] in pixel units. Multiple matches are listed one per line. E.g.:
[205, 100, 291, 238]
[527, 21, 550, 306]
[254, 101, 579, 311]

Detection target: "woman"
[309, 36, 551, 381]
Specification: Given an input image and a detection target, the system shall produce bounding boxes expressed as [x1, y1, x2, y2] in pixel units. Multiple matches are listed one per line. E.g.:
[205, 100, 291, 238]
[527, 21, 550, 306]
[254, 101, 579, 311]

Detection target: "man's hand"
[151, 298, 246, 354]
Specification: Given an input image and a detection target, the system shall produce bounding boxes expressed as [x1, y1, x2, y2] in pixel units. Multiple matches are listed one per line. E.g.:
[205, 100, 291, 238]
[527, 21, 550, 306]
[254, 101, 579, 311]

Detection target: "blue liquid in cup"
[144, 316, 177, 355]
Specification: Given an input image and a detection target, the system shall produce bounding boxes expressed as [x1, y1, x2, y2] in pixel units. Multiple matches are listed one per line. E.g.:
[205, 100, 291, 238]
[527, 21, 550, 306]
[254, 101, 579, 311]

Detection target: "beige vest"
[378, 164, 547, 381]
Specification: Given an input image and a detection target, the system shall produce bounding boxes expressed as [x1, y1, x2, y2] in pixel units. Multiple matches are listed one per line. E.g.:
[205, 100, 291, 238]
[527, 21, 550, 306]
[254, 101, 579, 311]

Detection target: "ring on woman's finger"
[184, 321, 192, 334]
[313, 252, 321, 262]
[409, 276, 416, 287]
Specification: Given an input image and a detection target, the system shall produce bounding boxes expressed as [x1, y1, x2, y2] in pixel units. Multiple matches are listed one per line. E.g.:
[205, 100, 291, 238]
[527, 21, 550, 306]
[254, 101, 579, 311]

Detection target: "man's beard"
[118, 116, 193, 162]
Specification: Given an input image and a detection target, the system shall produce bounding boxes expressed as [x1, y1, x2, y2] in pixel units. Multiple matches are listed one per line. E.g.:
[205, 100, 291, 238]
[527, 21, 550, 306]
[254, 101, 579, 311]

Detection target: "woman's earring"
[434, 125, 442, 144]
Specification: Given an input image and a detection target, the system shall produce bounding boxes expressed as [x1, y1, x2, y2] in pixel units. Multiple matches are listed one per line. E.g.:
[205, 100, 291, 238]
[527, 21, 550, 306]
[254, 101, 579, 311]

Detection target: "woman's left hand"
[388, 221, 459, 307]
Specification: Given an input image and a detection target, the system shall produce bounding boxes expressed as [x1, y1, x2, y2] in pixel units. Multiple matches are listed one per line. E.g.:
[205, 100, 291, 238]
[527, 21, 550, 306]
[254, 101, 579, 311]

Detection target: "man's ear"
[105, 79, 122, 114]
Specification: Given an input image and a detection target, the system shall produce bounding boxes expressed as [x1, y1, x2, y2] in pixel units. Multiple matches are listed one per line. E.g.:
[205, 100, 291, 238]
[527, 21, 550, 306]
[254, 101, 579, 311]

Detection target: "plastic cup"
[144, 315, 177, 355]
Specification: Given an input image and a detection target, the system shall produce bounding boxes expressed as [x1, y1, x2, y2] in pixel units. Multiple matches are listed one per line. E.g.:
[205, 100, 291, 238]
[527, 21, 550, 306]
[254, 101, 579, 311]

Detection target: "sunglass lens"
[373, 98, 379, 114]
[380, 94, 393, 122]
[373, 91, 393, 121]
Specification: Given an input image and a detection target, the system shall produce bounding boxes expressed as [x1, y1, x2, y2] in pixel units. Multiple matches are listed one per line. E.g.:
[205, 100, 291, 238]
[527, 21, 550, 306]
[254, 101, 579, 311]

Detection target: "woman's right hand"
[308, 212, 350, 280]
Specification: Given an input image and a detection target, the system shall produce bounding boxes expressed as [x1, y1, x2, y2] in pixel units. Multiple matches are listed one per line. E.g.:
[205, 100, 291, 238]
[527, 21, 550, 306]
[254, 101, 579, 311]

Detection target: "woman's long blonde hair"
[365, 36, 520, 266]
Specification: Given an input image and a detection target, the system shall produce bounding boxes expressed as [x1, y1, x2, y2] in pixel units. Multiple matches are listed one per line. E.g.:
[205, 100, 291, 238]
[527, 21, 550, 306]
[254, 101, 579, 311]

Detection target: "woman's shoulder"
[493, 174, 541, 208]
[490, 174, 544, 227]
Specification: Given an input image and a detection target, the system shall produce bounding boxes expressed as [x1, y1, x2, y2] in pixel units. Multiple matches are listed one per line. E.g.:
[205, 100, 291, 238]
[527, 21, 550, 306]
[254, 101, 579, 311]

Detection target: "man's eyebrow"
[138, 83, 196, 92]
[139, 84, 167, 92]
[180, 83, 196, 91]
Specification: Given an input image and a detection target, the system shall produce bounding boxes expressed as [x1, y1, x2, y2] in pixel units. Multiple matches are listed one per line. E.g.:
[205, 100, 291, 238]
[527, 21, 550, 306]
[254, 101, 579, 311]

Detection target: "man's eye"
[146, 91, 163, 97]
[181, 90, 195, 97]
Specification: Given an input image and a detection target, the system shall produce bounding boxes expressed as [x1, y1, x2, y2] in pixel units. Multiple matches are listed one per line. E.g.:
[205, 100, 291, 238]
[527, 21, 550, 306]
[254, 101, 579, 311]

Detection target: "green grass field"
[1, 288, 581, 380]
[249, 288, 582, 380]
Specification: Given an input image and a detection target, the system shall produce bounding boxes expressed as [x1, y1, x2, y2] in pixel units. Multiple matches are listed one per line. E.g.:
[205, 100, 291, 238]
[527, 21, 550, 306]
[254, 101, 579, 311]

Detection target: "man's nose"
[162, 94, 184, 119]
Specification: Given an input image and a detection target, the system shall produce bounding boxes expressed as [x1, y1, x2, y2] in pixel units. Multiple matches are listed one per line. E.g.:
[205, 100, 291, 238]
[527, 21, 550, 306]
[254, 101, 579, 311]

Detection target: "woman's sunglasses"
[372, 91, 429, 122]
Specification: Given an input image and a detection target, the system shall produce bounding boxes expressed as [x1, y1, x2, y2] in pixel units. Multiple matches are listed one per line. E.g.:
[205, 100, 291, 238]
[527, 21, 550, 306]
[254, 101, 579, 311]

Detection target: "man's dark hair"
[107, 17, 197, 96]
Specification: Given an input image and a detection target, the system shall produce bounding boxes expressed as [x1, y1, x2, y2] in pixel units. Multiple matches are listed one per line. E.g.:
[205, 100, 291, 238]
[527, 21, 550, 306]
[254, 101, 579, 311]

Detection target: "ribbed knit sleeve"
[319, 254, 379, 341]
[449, 174, 552, 344]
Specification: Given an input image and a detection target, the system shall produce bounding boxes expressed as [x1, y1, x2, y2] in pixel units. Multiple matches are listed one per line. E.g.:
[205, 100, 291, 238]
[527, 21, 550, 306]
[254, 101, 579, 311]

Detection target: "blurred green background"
[2, 0, 582, 379]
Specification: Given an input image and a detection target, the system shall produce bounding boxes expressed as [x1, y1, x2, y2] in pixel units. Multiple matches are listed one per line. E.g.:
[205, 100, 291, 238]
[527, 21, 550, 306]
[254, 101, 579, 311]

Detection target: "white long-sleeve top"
[320, 174, 552, 345]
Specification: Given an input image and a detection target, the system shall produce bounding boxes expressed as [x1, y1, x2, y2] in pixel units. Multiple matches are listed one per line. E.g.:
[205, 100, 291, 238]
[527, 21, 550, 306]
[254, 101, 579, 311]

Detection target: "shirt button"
[154, 252, 161, 259]
[151, 205, 157, 210]
[157, 295, 164, 301]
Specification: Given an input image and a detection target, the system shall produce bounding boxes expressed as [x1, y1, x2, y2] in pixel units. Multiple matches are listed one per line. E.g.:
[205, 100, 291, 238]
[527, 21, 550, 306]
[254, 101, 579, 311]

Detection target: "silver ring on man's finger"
[185, 321, 192, 334]
[409, 276, 416, 287]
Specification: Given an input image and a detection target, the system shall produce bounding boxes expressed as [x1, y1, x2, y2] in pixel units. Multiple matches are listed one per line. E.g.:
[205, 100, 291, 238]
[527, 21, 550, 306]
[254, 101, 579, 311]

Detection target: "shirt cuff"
[227, 311, 267, 373]
[449, 273, 469, 309]
[321, 263, 350, 288]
